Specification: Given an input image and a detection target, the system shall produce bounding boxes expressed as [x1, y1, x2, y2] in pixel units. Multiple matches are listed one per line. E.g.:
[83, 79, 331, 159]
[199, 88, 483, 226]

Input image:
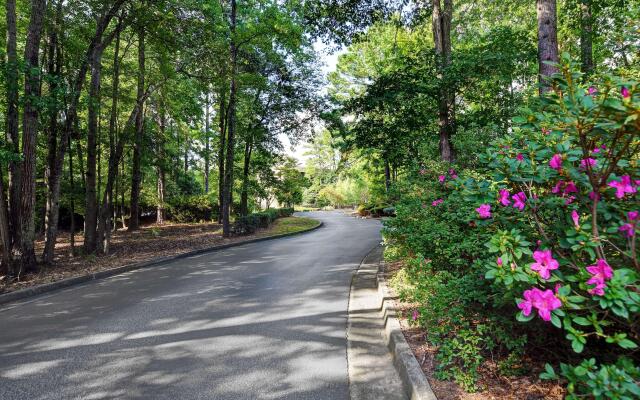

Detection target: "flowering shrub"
[385, 59, 639, 396]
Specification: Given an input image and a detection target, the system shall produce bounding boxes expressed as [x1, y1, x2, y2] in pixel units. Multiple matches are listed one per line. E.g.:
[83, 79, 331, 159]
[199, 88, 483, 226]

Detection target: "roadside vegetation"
[301, 1, 640, 398]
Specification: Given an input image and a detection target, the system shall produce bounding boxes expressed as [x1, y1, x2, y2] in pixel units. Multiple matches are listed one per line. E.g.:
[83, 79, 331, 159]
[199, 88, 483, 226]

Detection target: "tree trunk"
[204, 93, 211, 193]
[68, 138, 76, 255]
[240, 135, 253, 216]
[384, 157, 391, 193]
[217, 92, 227, 223]
[43, 1, 63, 264]
[17, 0, 47, 274]
[0, 165, 12, 274]
[97, 16, 123, 254]
[579, 0, 593, 77]
[41, 0, 126, 264]
[432, 0, 456, 163]
[5, 0, 21, 255]
[156, 104, 166, 225]
[84, 44, 107, 254]
[129, 25, 145, 231]
[222, 0, 238, 237]
[536, 0, 559, 94]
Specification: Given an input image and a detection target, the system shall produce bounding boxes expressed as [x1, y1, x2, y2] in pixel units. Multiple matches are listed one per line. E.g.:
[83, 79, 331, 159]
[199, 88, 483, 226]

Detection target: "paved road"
[0, 211, 381, 400]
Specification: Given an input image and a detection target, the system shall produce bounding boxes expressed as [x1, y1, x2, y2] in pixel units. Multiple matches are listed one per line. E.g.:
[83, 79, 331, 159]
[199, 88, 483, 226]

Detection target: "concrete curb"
[376, 251, 438, 400]
[0, 219, 323, 307]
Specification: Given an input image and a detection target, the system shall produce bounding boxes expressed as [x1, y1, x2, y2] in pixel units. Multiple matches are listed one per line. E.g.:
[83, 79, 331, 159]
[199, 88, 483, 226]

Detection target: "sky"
[280, 40, 345, 166]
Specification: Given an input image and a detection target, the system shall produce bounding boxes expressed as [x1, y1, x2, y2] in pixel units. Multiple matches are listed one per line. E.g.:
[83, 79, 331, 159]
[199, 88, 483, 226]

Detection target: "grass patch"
[264, 216, 320, 236]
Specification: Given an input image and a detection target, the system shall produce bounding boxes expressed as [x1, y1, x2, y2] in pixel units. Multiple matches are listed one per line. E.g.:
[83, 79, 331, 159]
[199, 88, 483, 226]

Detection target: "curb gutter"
[0, 220, 323, 307]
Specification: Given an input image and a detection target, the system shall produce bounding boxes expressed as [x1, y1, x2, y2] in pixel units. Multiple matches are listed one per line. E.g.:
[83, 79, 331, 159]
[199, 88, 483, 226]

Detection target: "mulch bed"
[383, 261, 565, 400]
[1, 221, 278, 295]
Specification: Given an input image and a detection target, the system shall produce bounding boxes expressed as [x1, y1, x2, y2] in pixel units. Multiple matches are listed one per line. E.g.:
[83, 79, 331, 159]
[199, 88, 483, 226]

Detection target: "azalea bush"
[385, 59, 639, 396]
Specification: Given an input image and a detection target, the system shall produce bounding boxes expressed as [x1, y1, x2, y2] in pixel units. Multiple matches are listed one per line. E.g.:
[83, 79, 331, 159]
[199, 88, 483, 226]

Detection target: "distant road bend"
[0, 211, 381, 400]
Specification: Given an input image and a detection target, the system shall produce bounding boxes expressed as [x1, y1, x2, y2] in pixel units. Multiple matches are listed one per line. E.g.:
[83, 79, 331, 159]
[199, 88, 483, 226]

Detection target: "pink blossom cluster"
[580, 157, 597, 170]
[496, 189, 527, 210]
[476, 204, 491, 219]
[586, 259, 613, 296]
[552, 180, 578, 204]
[619, 211, 638, 237]
[437, 169, 458, 184]
[549, 154, 563, 170]
[530, 249, 559, 280]
[432, 199, 444, 207]
[608, 175, 638, 199]
[517, 287, 562, 322]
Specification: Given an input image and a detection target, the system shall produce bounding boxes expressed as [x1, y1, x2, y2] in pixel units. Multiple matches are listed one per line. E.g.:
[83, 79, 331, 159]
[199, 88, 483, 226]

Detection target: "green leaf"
[618, 339, 638, 349]
[571, 339, 584, 353]
[550, 313, 562, 328]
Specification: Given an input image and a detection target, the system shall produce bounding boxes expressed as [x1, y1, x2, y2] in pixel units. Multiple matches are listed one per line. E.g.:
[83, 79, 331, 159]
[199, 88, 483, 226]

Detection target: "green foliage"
[231, 207, 294, 235]
[166, 195, 216, 223]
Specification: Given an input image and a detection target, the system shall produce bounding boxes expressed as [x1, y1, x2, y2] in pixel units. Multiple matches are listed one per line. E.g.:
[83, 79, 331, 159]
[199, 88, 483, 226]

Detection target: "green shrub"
[230, 208, 294, 235]
[166, 195, 216, 223]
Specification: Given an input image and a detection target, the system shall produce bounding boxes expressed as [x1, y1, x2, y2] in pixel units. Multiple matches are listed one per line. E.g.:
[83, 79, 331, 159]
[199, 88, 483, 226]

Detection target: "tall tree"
[5, 0, 21, 258]
[579, 0, 594, 76]
[536, 0, 559, 94]
[222, 0, 237, 237]
[432, 0, 456, 162]
[17, 0, 48, 273]
[129, 19, 146, 231]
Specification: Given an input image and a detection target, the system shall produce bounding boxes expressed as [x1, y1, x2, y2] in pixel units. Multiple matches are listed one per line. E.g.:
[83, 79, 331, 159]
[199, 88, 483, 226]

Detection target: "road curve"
[0, 211, 381, 400]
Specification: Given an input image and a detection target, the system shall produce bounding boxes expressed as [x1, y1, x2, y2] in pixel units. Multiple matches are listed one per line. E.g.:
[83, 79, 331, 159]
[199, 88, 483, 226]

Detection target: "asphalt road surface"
[0, 211, 382, 400]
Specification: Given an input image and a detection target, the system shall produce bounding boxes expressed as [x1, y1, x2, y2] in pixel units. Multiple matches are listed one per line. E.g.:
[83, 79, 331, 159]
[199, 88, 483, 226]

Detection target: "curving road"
[0, 211, 382, 400]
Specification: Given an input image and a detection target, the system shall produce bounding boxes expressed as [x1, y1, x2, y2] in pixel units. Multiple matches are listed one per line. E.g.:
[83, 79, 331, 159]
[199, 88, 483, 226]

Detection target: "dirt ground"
[1, 218, 311, 295]
[383, 261, 565, 400]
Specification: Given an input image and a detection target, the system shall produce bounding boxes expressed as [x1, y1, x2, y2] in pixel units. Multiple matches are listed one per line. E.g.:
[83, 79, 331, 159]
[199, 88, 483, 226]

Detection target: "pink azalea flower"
[517, 289, 535, 317]
[565, 196, 576, 205]
[449, 169, 458, 179]
[629, 211, 639, 221]
[571, 210, 580, 228]
[586, 259, 613, 284]
[564, 181, 578, 194]
[530, 249, 559, 280]
[516, 153, 524, 162]
[554, 283, 562, 295]
[592, 147, 600, 154]
[476, 204, 491, 219]
[512, 192, 527, 211]
[518, 288, 562, 322]
[534, 289, 563, 321]
[608, 175, 637, 199]
[438, 175, 446, 183]
[498, 189, 511, 206]
[580, 157, 597, 170]
[412, 309, 419, 321]
[432, 199, 444, 206]
[619, 223, 635, 237]
[588, 86, 597, 96]
[497, 257, 503, 267]
[621, 86, 630, 98]
[586, 259, 613, 296]
[549, 154, 563, 170]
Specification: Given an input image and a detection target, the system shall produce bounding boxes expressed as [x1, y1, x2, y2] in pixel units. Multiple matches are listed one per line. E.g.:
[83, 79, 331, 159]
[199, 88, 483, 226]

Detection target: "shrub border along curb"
[0, 219, 323, 307]
[373, 246, 438, 400]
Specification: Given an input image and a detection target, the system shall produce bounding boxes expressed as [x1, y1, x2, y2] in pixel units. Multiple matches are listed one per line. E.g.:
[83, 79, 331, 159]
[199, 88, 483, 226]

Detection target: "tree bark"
[68, 137, 76, 255]
[384, 157, 391, 193]
[5, 0, 21, 255]
[129, 24, 145, 231]
[222, 0, 237, 237]
[0, 164, 12, 273]
[156, 104, 166, 225]
[217, 91, 227, 223]
[536, 0, 559, 94]
[43, 0, 63, 264]
[432, 0, 456, 163]
[17, 0, 48, 274]
[204, 93, 211, 194]
[240, 135, 253, 216]
[579, 0, 593, 77]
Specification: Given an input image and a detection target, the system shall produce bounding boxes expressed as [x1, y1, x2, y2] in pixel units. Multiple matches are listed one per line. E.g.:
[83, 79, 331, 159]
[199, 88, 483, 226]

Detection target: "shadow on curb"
[347, 244, 437, 400]
[0, 219, 323, 307]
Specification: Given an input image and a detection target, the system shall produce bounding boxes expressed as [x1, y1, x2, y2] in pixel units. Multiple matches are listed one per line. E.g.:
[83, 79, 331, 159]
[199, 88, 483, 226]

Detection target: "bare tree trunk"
[0, 165, 12, 273]
[17, 0, 47, 274]
[384, 157, 391, 193]
[156, 104, 166, 225]
[579, 0, 593, 77]
[537, 0, 559, 94]
[68, 138, 76, 255]
[204, 93, 211, 193]
[217, 91, 227, 223]
[432, 0, 456, 163]
[222, 0, 237, 237]
[240, 135, 253, 216]
[129, 25, 145, 231]
[5, 0, 21, 257]
[43, 1, 63, 264]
